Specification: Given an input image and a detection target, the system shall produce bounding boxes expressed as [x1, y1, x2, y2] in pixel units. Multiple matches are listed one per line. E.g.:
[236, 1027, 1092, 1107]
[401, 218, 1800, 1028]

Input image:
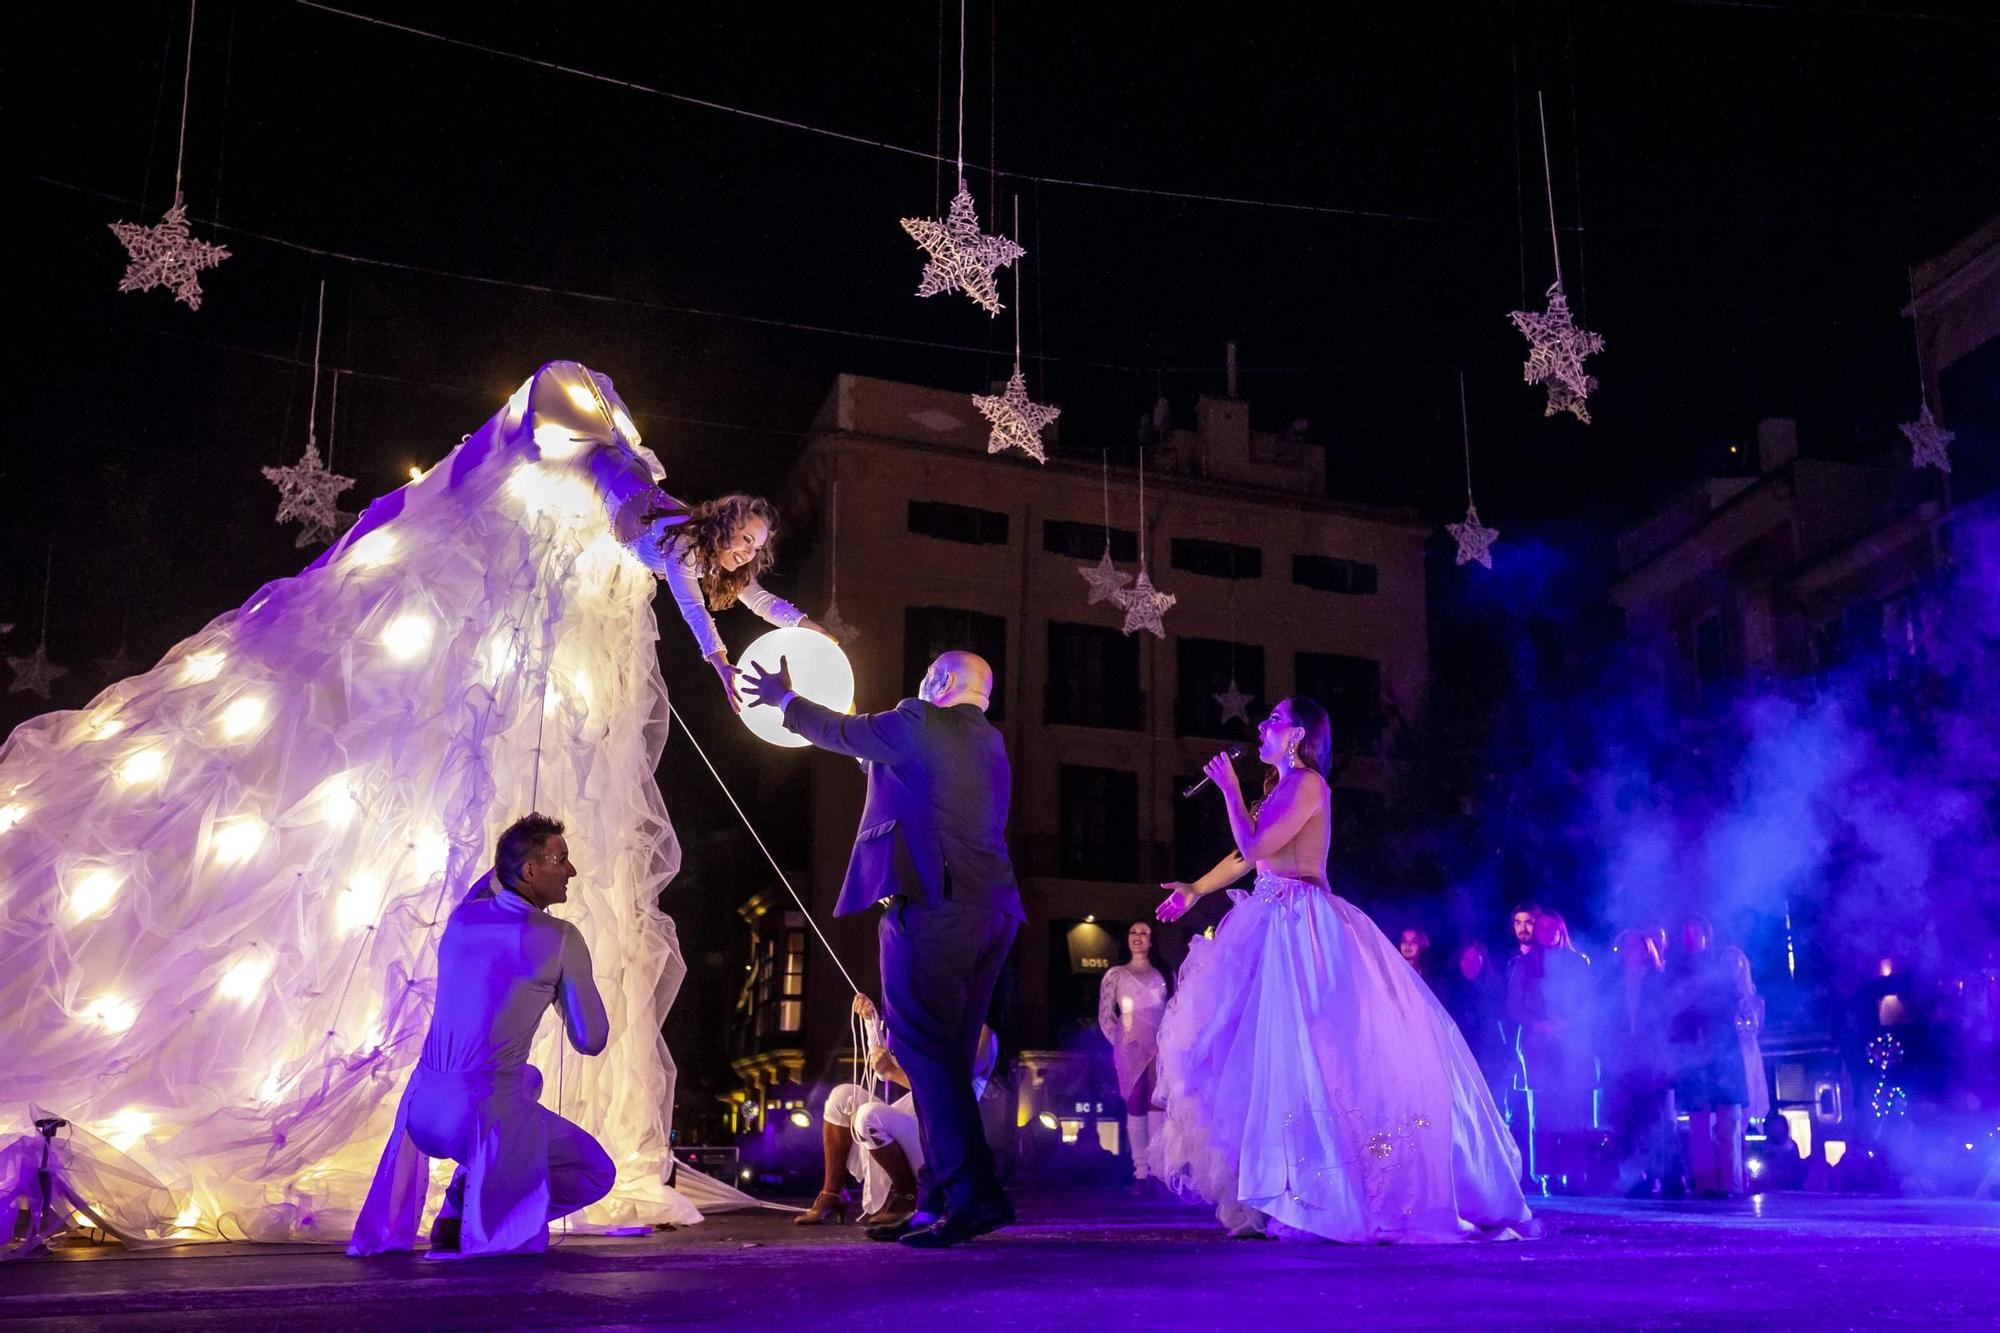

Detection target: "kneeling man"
[349, 813, 614, 1257]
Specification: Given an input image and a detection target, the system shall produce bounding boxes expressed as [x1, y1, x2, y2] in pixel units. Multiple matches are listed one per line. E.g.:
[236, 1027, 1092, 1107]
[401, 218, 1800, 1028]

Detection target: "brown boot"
[856, 1140, 920, 1227]
[795, 1120, 855, 1225]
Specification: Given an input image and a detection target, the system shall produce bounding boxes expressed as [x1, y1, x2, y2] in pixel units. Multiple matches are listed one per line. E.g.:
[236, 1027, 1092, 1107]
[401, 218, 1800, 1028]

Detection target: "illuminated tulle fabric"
[0, 362, 707, 1242]
[1151, 872, 1533, 1243]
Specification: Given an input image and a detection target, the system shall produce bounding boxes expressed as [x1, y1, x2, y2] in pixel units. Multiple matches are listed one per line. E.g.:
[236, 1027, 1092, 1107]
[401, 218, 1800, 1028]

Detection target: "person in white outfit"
[348, 814, 614, 1258]
[797, 994, 1000, 1230]
[629, 492, 833, 710]
[1153, 697, 1533, 1243]
[1098, 922, 1170, 1191]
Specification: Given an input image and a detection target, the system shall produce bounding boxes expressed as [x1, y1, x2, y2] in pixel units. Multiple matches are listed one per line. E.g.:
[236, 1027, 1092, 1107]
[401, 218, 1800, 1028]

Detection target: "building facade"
[724, 374, 1431, 1139]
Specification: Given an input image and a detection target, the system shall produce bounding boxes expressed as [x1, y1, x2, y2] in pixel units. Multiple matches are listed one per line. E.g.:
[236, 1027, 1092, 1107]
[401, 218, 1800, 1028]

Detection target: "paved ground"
[3, 1190, 1997, 1330]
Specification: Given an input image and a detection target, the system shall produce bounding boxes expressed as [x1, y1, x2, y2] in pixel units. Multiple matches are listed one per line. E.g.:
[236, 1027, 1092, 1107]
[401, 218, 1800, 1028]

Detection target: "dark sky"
[7, 0, 1999, 717]
[6, 0, 1995, 1121]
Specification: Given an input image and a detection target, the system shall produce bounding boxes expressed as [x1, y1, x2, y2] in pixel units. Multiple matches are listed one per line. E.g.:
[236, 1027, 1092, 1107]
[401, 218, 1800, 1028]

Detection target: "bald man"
[743, 651, 1021, 1247]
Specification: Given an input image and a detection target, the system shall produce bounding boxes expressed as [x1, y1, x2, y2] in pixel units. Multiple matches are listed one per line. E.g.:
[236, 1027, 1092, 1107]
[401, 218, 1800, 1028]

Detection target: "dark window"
[1295, 651, 1382, 756]
[1170, 537, 1262, 580]
[1176, 637, 1265, 739]
[1292, 554, 1378, 595]
[905, 606, 1007, 722]
[1046, 622, 1143, 729]
[1043, 520, 1138, 562]
[907, 500, 1010, 546]
[1058, 765, 1138, 881]
[1172, 774, 1239, 880]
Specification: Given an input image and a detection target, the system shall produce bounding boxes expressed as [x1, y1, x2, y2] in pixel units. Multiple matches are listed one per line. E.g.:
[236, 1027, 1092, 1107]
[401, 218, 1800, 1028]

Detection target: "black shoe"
[428, 1217, 461, 1253]
[866, 1212, 931, 1242]
[898, 1197, 1015, 1249]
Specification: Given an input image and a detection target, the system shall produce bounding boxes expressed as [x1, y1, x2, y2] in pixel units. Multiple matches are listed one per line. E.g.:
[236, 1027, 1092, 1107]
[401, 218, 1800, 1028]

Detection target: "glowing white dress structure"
[0, 362, 705, 1244]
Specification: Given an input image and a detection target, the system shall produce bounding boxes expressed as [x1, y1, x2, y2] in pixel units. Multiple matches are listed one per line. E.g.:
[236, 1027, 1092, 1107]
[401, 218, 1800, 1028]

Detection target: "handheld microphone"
[1180, 744, 1247, 798]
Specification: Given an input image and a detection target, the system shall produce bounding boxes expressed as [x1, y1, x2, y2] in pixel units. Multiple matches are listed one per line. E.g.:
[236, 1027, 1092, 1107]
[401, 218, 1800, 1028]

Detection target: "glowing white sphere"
[86, 997, 137, 1034]
[118, 748, 166, 787]
[336, 873, 386, 934]
[219, 696, 267, 740]
[100, 1108, 153, 1152]
[181, 650, 226, 684]
[212, 817, 267, 865]
[348, 529, 399, 569]
[383, 613, 435, 662]
[217, 953, 272, 1001]
[736, 626, 855, 749]
[69, 869, 121, 922]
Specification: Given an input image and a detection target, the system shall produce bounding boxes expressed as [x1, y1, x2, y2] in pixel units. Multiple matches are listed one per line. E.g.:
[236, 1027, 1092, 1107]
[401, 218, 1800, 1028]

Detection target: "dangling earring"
[1286, 738, 1301, 769]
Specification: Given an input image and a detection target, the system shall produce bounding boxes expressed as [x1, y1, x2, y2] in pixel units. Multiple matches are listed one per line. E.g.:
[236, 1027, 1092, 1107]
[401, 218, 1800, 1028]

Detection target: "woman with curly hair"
[633, 493, 834, 710]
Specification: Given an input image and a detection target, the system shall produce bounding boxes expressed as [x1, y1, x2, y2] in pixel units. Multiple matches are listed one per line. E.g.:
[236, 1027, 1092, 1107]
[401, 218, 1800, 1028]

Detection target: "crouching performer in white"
[348, 814, 614, 1257]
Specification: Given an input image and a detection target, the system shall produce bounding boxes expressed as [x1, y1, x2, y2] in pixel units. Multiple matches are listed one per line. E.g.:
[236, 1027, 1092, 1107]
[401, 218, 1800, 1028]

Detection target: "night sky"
[8, 1, 1997, 1114]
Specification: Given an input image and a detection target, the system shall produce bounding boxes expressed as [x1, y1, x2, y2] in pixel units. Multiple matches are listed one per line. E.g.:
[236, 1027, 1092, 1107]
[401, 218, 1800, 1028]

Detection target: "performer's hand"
[850, 993, 877, 1021]
[739, 655, 794, 709]
[869, 1046, 902, 1080]
[798, 616, 839, 643]
[710, 659, 744, 714]
[1157, 882, 1196, 922]
[1202, 750, 1242, 796]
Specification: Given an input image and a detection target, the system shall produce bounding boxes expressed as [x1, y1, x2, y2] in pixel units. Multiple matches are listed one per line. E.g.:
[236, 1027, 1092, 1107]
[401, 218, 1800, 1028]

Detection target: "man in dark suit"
[742, 649, 1021, 1248]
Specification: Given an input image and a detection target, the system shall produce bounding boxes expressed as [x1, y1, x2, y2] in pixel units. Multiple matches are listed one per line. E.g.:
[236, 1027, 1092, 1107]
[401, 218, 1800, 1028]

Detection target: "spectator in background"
[1725, 945, 1771, 1130]
[1601, 929, 1676, 1197]
[1510, 903, 1543, 959]
[1098, 922, 1171, 1194]
[1758, 1113, 1806, 1190]
[1668, 916, 1751, 1197]
[1397, 926, 1434, 985]
[1440, 941, 1519, 1114]
[1508, 910, 1598, 1191]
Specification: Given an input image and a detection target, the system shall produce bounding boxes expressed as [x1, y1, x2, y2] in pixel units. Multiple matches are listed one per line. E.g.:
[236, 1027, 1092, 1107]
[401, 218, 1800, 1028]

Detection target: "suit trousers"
[878, 896, 1016, 1216]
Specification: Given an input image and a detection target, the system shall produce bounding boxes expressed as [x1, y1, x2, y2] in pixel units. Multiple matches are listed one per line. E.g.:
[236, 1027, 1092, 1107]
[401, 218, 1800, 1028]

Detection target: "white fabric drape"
[0, 361, 704, 1242]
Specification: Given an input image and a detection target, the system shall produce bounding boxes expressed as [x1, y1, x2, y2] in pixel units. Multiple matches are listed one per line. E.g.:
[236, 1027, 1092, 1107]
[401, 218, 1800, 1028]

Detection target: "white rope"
[1536, 90, 1562, 288]
[172, 0, 197, 198]
[667, 700, 864, 997]
[305, 279, 325, 451]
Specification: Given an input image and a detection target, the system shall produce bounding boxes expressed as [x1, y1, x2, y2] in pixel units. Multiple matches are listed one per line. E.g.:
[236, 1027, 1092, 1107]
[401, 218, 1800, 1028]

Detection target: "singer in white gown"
[0, 362, 710, 1245]
[1152, 697, 1533, 1243]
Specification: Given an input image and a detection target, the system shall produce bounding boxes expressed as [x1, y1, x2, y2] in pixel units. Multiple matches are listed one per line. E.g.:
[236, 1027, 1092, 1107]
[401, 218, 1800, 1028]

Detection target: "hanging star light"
[1508, 282, 1603, 423]
[1113, 445, 1173, 637]
[263, 444, 356, 548]
[109, 197, 230, 311]
[1213, 677, 1254, 727]
[1113, 571, 1176, 639]
[6, 643, 67, 699]
[1901, 405, 1954, 473]
[1078, 547, 1132, 606]
[1447, 373, 1500, 570]
[1448, 501, 1500, 569]
[971, 200, 1058, 460]
[902, 181, 1024, 316]
[974, 371, 1059, 463]
[264, 283, 356, 547]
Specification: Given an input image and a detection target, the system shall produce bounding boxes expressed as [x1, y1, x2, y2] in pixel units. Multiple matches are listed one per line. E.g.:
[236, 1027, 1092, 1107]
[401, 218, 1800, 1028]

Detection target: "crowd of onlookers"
[1401, 904, 1771, 1197]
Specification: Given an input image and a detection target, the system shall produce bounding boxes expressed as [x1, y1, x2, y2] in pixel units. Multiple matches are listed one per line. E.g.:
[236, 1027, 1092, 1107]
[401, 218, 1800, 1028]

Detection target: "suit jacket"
[782, 695, 1022, 922]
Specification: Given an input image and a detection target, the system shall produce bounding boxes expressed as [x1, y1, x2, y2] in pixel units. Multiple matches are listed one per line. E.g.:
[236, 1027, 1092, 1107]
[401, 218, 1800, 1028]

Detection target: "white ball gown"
[1152, 872, 1534, 1242]
[0, 361, 712, 1245]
